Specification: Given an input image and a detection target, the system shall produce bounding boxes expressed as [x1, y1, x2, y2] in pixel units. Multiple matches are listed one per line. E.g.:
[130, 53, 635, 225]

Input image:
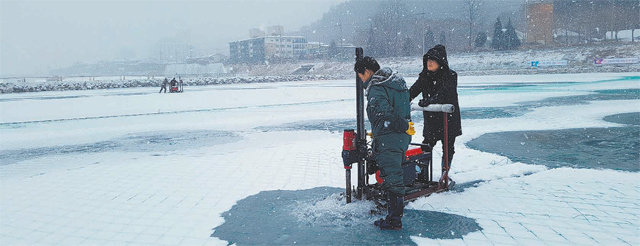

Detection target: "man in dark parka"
[409, 45, 462, 177]
[159, 78, 168, 93]
[355, 56, 415, 230]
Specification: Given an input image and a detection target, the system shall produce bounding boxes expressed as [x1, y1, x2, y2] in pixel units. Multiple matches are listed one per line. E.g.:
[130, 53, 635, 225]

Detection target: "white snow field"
[1, 72, 639, 245]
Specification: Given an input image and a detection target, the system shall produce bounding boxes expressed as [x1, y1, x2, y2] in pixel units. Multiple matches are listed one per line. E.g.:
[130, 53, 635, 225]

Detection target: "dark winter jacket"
[365, 67, 412, 139]
[409, 45, 462, 140]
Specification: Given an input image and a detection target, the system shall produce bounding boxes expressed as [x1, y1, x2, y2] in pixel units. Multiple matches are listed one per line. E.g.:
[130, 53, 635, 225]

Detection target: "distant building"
[304, 42, 325, 59]
[325, 43, 357, 60]
[525, 1, 554, 45]
[229, 25, 358, 64]
[229, 36, 307, 64]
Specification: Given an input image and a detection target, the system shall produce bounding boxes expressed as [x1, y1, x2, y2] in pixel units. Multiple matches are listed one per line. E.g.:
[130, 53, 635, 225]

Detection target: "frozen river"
[1, 73, 639, 245]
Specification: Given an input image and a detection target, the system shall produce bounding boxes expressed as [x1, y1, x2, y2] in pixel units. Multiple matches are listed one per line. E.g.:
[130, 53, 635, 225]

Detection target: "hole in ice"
[212, 187, 482, 245]
[467, 114, 639, 172]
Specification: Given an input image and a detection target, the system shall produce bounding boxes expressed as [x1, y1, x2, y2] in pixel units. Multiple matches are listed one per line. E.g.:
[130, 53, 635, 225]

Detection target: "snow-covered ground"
[0, 72, 639, 245]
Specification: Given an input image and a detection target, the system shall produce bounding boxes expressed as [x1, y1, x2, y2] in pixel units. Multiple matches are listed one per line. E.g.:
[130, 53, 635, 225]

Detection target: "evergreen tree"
[475, 31, 487, 47]
[503, 18, 521, 50]
[491, 18, 503, 50]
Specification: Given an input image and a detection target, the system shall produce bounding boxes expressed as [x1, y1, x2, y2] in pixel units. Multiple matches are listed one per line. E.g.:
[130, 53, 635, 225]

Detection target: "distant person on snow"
[409, 44, 462, 183]
[170, 77, 178, 92]
[355, 56, 415, 230]
[159, 78, 168, 93]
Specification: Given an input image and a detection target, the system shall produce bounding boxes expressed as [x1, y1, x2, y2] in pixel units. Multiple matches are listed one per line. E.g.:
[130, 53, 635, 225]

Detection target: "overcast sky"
[0, 0, 345, 77]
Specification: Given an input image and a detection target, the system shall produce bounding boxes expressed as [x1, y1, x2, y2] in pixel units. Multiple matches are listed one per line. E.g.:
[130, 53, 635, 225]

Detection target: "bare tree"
[370, 0, 409, 57]
[634, 2, 640, 42]
[465, 0, 482, 51]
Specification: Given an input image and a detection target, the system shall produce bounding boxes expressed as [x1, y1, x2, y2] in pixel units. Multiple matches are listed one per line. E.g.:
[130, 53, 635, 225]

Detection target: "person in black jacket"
[159, 78, 168, 93]
[409, 45, 462, 179]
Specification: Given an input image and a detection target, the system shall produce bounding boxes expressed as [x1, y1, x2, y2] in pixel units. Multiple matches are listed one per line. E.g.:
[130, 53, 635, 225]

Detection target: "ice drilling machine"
[341, 47, 455, 205]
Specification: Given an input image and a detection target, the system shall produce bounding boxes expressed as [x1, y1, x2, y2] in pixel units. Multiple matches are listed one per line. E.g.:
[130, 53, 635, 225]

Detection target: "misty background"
[0, 0, 346, 77]
[1, 0, 638, 78]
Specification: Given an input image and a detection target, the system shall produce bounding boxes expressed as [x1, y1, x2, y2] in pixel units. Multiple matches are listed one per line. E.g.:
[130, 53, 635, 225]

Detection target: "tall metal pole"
[355, 47, 366, 200]
[345, 167, 351, 203]
[443, 112, 450, 189]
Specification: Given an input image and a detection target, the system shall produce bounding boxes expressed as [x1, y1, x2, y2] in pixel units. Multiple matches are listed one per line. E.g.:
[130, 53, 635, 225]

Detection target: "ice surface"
[1, 72, 639, 245]
[0, 130, 237, 166]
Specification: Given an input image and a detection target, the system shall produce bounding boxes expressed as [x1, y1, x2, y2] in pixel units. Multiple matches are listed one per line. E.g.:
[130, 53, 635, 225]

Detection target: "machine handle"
[411, 103, 455, 113]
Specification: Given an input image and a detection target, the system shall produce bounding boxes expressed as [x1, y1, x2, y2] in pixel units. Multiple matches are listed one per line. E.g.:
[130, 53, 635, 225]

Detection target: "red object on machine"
[375, 170, 383, 184]
[343, 129, 356, 151]
[405, 147, 423, 159]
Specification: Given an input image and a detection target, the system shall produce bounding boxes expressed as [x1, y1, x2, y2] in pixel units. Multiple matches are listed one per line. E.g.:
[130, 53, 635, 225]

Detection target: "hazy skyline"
[0, 0, 346, 77]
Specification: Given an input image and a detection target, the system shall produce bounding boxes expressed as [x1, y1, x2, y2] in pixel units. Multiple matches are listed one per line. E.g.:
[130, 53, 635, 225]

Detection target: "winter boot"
[374, 193, 404, 230]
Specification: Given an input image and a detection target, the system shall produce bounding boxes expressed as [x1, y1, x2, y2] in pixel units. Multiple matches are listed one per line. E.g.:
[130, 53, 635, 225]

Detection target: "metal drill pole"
[355, 47, 366, 200]
[443, 112, 450, 189]
[345, 168, 351, 203]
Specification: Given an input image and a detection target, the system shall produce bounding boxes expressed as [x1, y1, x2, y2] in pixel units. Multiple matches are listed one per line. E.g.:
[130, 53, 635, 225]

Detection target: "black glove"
[420, 143, 433, 152]
[418, 99, 430, 107]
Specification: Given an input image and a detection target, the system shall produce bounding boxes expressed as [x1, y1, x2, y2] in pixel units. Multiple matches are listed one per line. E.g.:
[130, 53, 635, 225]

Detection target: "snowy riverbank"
[1, 44, 638, 94]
